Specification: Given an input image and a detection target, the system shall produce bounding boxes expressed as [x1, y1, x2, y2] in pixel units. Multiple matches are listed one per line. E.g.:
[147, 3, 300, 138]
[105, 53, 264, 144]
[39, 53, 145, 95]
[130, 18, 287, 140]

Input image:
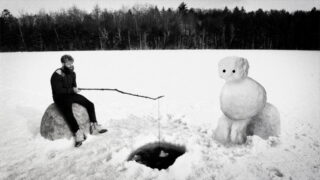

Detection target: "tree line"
[1, 3, 319, 51]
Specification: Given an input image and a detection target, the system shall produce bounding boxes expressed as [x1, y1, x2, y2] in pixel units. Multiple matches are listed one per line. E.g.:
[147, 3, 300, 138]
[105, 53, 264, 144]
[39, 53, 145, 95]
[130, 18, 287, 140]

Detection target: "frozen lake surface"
[0, 50, 319, 179]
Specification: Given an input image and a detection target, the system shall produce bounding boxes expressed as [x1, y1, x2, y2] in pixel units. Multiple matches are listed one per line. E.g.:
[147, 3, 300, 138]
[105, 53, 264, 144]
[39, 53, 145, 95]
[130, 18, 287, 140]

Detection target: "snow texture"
[0, 50, 319, 180]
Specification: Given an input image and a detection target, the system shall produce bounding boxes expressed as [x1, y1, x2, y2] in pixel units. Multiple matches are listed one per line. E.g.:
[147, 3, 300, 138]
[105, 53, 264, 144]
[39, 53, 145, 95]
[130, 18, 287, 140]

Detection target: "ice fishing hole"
[127, 142, 186, 170]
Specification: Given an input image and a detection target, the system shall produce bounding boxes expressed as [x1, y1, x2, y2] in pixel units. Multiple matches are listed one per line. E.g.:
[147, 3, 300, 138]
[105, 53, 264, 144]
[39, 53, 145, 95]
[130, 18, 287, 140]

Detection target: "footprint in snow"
[268, 167, 284, 178]
[313, 142, 319, 148]
[105, 153, 112, 162]
[267, 137, 280, 147]
[47, 151, 57, 159]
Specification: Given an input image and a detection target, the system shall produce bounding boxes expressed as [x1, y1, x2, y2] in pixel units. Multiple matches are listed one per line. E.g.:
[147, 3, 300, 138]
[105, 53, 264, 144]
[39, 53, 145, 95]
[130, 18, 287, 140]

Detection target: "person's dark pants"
[54, 94, 97, 134]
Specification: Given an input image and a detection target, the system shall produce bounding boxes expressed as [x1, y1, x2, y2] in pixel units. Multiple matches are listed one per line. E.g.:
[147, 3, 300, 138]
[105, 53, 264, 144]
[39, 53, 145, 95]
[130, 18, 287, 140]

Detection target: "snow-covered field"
[0, 50, 319, 180]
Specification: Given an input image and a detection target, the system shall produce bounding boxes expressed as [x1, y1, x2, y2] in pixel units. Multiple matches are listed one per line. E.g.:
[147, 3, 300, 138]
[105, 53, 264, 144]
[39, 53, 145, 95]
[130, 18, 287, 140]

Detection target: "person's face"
[62, 61, 74, 70]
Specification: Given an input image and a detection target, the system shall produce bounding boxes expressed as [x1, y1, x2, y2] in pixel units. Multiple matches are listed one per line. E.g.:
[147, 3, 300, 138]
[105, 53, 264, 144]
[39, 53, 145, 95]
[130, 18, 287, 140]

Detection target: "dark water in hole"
[127, 142, 186, 170]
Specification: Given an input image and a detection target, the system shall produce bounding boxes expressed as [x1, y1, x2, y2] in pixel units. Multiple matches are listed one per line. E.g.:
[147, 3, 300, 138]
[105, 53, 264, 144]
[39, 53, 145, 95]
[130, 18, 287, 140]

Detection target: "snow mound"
[247, 102, 281, 139]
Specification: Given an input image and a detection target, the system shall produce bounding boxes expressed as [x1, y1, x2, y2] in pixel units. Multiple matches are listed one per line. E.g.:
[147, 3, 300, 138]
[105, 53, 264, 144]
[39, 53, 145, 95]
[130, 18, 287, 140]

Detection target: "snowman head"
[218, 56, 249, 82]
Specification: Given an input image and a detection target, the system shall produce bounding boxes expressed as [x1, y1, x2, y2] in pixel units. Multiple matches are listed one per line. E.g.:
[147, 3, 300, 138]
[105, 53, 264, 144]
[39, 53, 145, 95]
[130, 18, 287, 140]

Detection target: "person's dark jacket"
[50, 68, 77, 101]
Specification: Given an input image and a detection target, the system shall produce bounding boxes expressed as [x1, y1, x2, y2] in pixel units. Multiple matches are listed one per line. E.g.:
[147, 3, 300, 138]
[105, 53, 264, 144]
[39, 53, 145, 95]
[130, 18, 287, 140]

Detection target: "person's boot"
[75, 129, 86, 147]
[90, 122, 108, 135]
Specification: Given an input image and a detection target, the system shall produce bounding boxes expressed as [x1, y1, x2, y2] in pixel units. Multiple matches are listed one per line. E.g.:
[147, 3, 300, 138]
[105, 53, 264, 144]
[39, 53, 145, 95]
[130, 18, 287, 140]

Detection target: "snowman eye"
[222, 69, 226, 73]
[232, 70, 236, 73]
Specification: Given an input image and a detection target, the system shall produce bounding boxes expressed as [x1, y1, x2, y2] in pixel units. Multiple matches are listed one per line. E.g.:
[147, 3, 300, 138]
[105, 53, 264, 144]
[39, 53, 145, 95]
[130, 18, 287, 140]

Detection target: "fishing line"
[158, 98, 161, 147]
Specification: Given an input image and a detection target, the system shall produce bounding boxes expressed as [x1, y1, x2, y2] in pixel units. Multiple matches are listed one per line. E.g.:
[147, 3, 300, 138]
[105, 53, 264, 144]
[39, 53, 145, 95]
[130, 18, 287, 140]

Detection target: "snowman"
[214, 56, 280, 144]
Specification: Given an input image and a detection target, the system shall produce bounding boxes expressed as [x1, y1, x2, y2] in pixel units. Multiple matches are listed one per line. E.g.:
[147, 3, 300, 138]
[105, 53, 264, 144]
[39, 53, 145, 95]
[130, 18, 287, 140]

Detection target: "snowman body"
[214, 56, 272, 144]
[220, 77, 266, 120]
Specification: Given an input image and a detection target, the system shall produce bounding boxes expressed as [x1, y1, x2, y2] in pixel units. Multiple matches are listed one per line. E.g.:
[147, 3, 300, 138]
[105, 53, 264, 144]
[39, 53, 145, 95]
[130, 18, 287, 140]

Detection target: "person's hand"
[73, 87, 81, 93]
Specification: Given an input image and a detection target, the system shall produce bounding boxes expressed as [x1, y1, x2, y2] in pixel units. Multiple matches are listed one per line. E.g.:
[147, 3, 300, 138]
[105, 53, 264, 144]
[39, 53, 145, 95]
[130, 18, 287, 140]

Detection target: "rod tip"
[157, 96, 165, 99]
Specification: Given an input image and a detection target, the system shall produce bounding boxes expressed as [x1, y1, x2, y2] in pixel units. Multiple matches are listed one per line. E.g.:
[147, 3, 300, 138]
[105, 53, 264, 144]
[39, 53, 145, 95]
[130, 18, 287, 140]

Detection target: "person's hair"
[60, 54, 74, 63]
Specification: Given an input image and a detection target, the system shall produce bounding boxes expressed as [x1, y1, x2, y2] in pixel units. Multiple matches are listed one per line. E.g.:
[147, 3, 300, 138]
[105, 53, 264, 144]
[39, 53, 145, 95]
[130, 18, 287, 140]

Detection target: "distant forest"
[1, 3, 319, 51]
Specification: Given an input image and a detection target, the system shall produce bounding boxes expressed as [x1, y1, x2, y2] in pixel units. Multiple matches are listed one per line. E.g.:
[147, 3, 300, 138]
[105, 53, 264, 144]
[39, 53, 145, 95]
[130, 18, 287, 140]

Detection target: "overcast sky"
[1, 0, 319, 16]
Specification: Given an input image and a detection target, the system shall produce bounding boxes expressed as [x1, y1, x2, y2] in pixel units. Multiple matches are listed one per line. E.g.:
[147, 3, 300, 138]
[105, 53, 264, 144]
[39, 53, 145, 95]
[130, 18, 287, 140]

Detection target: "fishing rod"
[78, 88, 164, 100]
[79, 87, 167, 157]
